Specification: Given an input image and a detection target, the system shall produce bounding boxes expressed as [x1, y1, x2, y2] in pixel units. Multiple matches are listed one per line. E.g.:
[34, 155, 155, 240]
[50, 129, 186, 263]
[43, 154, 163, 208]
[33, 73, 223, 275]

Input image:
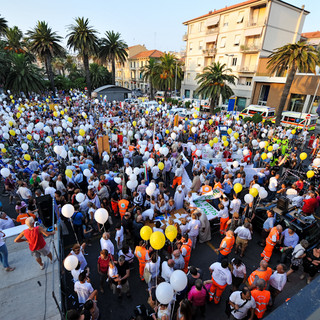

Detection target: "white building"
[181, 0, 308, 109]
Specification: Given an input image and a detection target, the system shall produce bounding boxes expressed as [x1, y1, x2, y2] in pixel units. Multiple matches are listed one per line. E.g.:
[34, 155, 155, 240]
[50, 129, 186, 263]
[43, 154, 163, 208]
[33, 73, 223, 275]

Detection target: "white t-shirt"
[269, 271, 287, 291]
[74, 281, 94, 304]
[230, 199, 241, 214]
[231, 259, 247, 278]
[115, 226, 124, 244]
[100, 238, 114, 255]
[234, 226, 252, 240]
[146, 256, 161, 278]
[269, 177, 278, 192]
[229, 291, 256, 319]
[161, 261, 174, 282]
[188, 219, 201, 236]
[0, 217, 15, 230]
[210, 262, 232, 286]
[71, 249, 87, 270]
[218, 207, 229, 219]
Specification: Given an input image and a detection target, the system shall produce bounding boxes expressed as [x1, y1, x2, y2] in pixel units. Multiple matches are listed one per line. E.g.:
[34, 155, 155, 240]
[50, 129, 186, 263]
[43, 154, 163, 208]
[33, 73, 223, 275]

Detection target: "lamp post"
[174, 60, 178, 97]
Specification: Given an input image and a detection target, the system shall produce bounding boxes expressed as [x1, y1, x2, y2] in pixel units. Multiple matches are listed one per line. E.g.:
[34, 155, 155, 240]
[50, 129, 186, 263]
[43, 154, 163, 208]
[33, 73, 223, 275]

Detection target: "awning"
[244, 27, 263, 37]
[206, 15, 220, 27]
[205, 34, 217, 43]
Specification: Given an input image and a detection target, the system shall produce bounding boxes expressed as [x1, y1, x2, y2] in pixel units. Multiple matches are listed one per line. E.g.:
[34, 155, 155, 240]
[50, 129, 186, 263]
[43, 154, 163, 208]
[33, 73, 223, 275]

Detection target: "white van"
[239, 105, 276, 122]
[280, 111, 318, 131]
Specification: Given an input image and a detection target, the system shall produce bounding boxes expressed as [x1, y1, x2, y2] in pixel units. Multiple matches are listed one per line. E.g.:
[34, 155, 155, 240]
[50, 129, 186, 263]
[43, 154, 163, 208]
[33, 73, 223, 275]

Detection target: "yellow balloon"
[224, 141, 229, 147]
[291, 130, 296, 134]
[209, 140, 214, 147]
[209, 119, 213, 125]
[193, 113, 198, 119]
[46, 98, 49, 103]
[307, 170, 315, 178]
[234, 132, 239, 139]
[150, 231, 166, 250]
[261, 153, 267, 160]
[264, 141, 269, 148]
[24, 154, 31, 161]
[11, 100, 15, 104]
[250, 187, 259, 197]
[1, 148, 6, 153]
[27, 134, 32, 140]
[53, 111, 58, 117]
[222, 136, 227, 141]
[234, 183, 243, 194]
[132, 121, 137, 127]
[65, 169, 73, 178]
[64, 108, 68, 113]
[61, 110, 65, 115]
[165, 225, 178, 242]
[268, 146, 273, 152]
[68, 117, 72, 123]
[16, 112, 21, 118]
[213, 137, 219, 144]
[185, 118, 188, 121]
[300, 152, 307, 161]
[158, 162, 164, 170]
[236, 117, 240, 121]
[227, 128, 232, 135]
[84, 114, 87, 119]
[157, 107, 160, 112]
[140, 226, 152, 241]
[159, 101, 162, 105]
[9, 130, 16, 136]
[9, 95, 13, 99]
[146, 110, 149, 115]
[165, 129, 169, 134]
[8, 121, 13, 127]
[79, 129, 85, 136]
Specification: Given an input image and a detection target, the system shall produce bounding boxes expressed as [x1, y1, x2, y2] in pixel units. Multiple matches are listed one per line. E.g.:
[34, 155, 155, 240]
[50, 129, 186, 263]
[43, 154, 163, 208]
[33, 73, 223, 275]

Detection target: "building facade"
[181, 0, 308, 109]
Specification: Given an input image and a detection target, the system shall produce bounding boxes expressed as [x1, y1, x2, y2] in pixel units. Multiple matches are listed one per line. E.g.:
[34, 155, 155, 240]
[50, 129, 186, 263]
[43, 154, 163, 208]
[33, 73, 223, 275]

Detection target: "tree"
[67, 17, 98, 96]
[195, 62, 236, 113]
[5, 53, 44, 93]
[0, 15, 8, 37]
[140, 57, 158, 100]
[99, 30, 128, 85]
[154, 53, 183, 98]
[52, 57, 66, 76]
[4, 26, 25, 53]
[27, 21, 64, 93]
[90, 63, 112, 89]
[268, 42, 319, 125]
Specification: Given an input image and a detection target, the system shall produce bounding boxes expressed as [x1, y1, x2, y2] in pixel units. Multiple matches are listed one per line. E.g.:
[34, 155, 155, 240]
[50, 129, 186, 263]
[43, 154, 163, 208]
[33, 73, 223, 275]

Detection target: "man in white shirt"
[151, 165, 159, 180]
[229, 287, 256, 320]
[161, 259, 174, 282]
[17, 182, 32, 202]
[209, 260, 232, 304]
[100, 232, 114, 256]
[234, 222, 252, 257]
[268, 263, 287, 306]
[230, 194, 241, 215]
[267, 174, 279, 201]
[74, 271, 97, 304]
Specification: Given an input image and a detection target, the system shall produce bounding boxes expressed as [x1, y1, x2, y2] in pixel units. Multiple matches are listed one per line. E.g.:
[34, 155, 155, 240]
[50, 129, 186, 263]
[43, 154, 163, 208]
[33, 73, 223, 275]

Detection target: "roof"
[244, 105, 275, 110]
[130, 49, 163, 60]
[94, 85, 131, 93]
[183, 0, 309, 24]
[301, 31, 320, 39]
[282, 111, 318, 118]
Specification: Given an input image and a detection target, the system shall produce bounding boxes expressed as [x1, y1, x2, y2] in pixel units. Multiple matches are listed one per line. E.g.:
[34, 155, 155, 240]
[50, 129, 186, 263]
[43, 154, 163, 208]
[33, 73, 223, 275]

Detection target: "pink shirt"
[187, 286, 207, 306]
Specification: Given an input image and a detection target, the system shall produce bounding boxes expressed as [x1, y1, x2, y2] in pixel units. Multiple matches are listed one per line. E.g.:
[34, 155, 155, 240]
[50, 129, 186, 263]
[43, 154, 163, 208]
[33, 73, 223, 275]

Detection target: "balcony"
[246, 20, 265, 27]
[182, 33, 188, 41]
[206, 27, 219, 35]
[240, 44, 261, 53]
[237, 66, 256, 73]
[202, 48, 217, 56]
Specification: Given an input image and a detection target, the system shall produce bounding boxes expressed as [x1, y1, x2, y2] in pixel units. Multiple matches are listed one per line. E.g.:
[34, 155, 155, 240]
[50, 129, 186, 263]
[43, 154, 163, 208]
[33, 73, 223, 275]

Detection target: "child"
[108, 260, 122, 296]
[115, 223, 124, 250]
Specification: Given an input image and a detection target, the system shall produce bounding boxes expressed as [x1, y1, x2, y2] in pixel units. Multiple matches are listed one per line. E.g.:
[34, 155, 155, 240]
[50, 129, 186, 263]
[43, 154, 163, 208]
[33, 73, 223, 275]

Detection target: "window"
[237, 12, 244, 23]
[189, 42, 193, 51]
[258, 85, 270, 104]
[185, 89, 190, 98]
[223, 15, 229, 27]
[268, 112, 275, 117]
[140, 72, 143, 79]
[199, 22, 204, 32]
[189, 25, 193, 34]
[288, 94, 306, 113]
[220, 37, 226, 48]
[199, 41, 203, 50]
[141, 61, 144, 67]
[246, 78, 252, 86]
[234, 35, 241, 46]
[197, 58, 202, 67]
[232, 57, 237, 66]
[130, 62, 133, 68]
[187, 73, 191, 80]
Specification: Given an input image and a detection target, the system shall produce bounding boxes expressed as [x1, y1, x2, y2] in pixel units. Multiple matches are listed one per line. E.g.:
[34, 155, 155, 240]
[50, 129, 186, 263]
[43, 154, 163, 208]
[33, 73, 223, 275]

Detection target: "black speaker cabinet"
[36, 195, 55, 228]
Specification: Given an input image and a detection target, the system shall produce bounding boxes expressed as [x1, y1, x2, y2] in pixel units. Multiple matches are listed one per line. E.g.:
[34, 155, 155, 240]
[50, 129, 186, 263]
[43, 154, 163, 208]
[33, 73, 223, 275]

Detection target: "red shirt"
[215, 167, 223, 179]
[24, 226, 46, 251]
[223, 150, 231, 159]
[296, 181, 304, 191]
[302, 198, 318, 215]
[98, 256, 112, 273]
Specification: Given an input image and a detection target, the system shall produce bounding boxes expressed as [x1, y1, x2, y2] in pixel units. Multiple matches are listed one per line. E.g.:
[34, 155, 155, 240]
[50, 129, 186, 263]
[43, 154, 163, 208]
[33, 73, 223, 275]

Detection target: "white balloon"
[0, 143, 4, 149]
[162, 147, 169, 156]
[114, 177, 121, 184]
[45, 137, 51, 144]
[21, 143, 28, 151]
[94, 208, 109, 224]
[313, 158, 320, 167]
[191, 145, 196, 152]
[93, 180, 99, 188]
[252, 140, 258, 146]
[60, 149, 68, 159]
[170, 132, 176, 140]
[103, 154, 109, 162]
[128, 130, 133, 136]
[149, 182, 156, 191]
[78, 146, 84, 153]
[127, 180, 135, 189]
[83, 169, 91, 177]
[195, 150, 201, 157]
[130, 173, 137, 181]
[3, 132, 9, 139]
[170, 270, 188, 292]
[244, 194, 254, 204]
[125, 167, 132, 175]
[78, 136, 83, 142]
[259, 189, 268, 199]
[134, 168, 140, 175]
[252, 184, 261, 191]
[64, 255, 78, 271]
[267, 152, 273, 159]
[61, 204, 74, 218]
[273, 144, 279, 150]
[34, 134, 40, 141]
[155, 144, 160, 151]
[0, 168, 10, 178]
[259, 142, 266, 149]
[156, 282, 174, 304]
[233, 161, 239, 168]
[243, 149, 249, 156]
[146, 186, 154, 196]
[148, 158, 155, 168]
[54, 145, 62, 155]
[191, 127, 197, 133]
[76, 193, 85, 203]
[262, 133, 266, 138]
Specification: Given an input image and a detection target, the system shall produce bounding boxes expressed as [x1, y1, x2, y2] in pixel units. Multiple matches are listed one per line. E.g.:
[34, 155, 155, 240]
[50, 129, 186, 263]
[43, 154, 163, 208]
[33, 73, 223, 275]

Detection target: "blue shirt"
[72, 212, 83, 226]
[282, 229, 299, 248]
[223, 182, 233, 194]
[263, 217, 274, 230]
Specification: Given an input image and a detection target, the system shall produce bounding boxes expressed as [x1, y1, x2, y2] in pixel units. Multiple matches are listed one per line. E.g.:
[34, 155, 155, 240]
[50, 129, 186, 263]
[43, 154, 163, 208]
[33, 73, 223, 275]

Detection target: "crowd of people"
[0, 91, 320, 320]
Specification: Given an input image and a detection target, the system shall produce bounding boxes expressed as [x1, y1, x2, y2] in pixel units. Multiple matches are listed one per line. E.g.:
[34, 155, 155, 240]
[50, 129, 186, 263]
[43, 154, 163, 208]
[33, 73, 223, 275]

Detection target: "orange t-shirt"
[16, 213, 36, 225]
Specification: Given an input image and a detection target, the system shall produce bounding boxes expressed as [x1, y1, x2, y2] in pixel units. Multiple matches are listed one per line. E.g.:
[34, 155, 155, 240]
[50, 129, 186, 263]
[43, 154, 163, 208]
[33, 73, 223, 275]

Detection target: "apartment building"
[181, 0, 308, 109]
[301, 31, 320, 49]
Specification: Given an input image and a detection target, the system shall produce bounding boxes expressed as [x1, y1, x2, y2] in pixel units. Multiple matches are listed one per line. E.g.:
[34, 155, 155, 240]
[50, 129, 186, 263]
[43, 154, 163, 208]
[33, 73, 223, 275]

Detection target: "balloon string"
[69, 218, 80, 245]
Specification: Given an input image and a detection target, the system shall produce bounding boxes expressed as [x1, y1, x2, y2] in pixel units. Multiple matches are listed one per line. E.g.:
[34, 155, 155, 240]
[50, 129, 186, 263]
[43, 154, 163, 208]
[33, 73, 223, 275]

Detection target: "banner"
[193, 199, 219, 221]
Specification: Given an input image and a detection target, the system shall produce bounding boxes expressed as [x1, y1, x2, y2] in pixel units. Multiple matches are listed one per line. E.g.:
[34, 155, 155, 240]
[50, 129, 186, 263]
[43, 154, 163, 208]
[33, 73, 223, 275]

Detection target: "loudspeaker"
[277, 197, 289, 212]
[36, 195, 55, 228]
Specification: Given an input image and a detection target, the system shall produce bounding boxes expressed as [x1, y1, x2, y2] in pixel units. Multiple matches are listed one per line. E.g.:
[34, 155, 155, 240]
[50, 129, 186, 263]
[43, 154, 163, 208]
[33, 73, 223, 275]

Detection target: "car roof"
[244, 105, 276, 111]
[281, 111, 318, 119]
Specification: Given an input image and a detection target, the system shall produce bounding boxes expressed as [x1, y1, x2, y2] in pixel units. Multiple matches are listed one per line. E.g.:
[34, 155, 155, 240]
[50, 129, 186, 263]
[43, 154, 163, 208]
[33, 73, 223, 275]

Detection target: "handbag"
[143, 266, 152, 284]
[291, 248, 304, 267]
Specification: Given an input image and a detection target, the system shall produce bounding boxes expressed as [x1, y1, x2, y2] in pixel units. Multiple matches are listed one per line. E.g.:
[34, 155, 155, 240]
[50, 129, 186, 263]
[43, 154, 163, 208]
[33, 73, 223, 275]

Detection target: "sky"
[1, 0, 319, 53]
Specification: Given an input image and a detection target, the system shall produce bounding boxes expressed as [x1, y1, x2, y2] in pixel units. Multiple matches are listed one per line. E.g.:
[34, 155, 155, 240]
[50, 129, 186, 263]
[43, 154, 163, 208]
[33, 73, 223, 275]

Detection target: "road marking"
[206, 242, 217, 254]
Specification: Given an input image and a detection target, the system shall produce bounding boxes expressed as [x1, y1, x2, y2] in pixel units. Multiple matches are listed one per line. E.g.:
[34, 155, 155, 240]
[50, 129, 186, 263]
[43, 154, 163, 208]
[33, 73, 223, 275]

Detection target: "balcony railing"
[202, 48, 217, 56]
[240, 44, 261, 53]
[206, 28, 219, 35]
[246, 20, 266, 27]
[237, 66, 256, 73]
[182, 33, 188, 41]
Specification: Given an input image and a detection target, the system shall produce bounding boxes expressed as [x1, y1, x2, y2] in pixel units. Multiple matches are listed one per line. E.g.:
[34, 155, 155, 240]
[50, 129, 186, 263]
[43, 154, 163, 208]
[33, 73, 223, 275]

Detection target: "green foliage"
[89, 63, 112, 89]
[243, 117, 252, 123]
[252, 114, 263, 123]
[185, 101, 191, 108]
[140, 57, 158, 99]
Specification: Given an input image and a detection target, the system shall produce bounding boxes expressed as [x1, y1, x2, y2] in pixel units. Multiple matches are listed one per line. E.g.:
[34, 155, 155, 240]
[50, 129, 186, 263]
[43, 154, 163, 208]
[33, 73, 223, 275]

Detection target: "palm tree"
[6, 53, 44, 93]
[0, 15, 8, 37]
[4, 26, 25, 53]
[27, 21, 64, 93]
[140, 58, 158, 100]
[154, 53, 183, 98]
[268, 42, 319, 125]
[195, 62, 237, 113]
[67, 17, 98, 96]
[52, 57, 66, 76]
[90, 63, 112, 89]
[99, 30, 128, 85]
